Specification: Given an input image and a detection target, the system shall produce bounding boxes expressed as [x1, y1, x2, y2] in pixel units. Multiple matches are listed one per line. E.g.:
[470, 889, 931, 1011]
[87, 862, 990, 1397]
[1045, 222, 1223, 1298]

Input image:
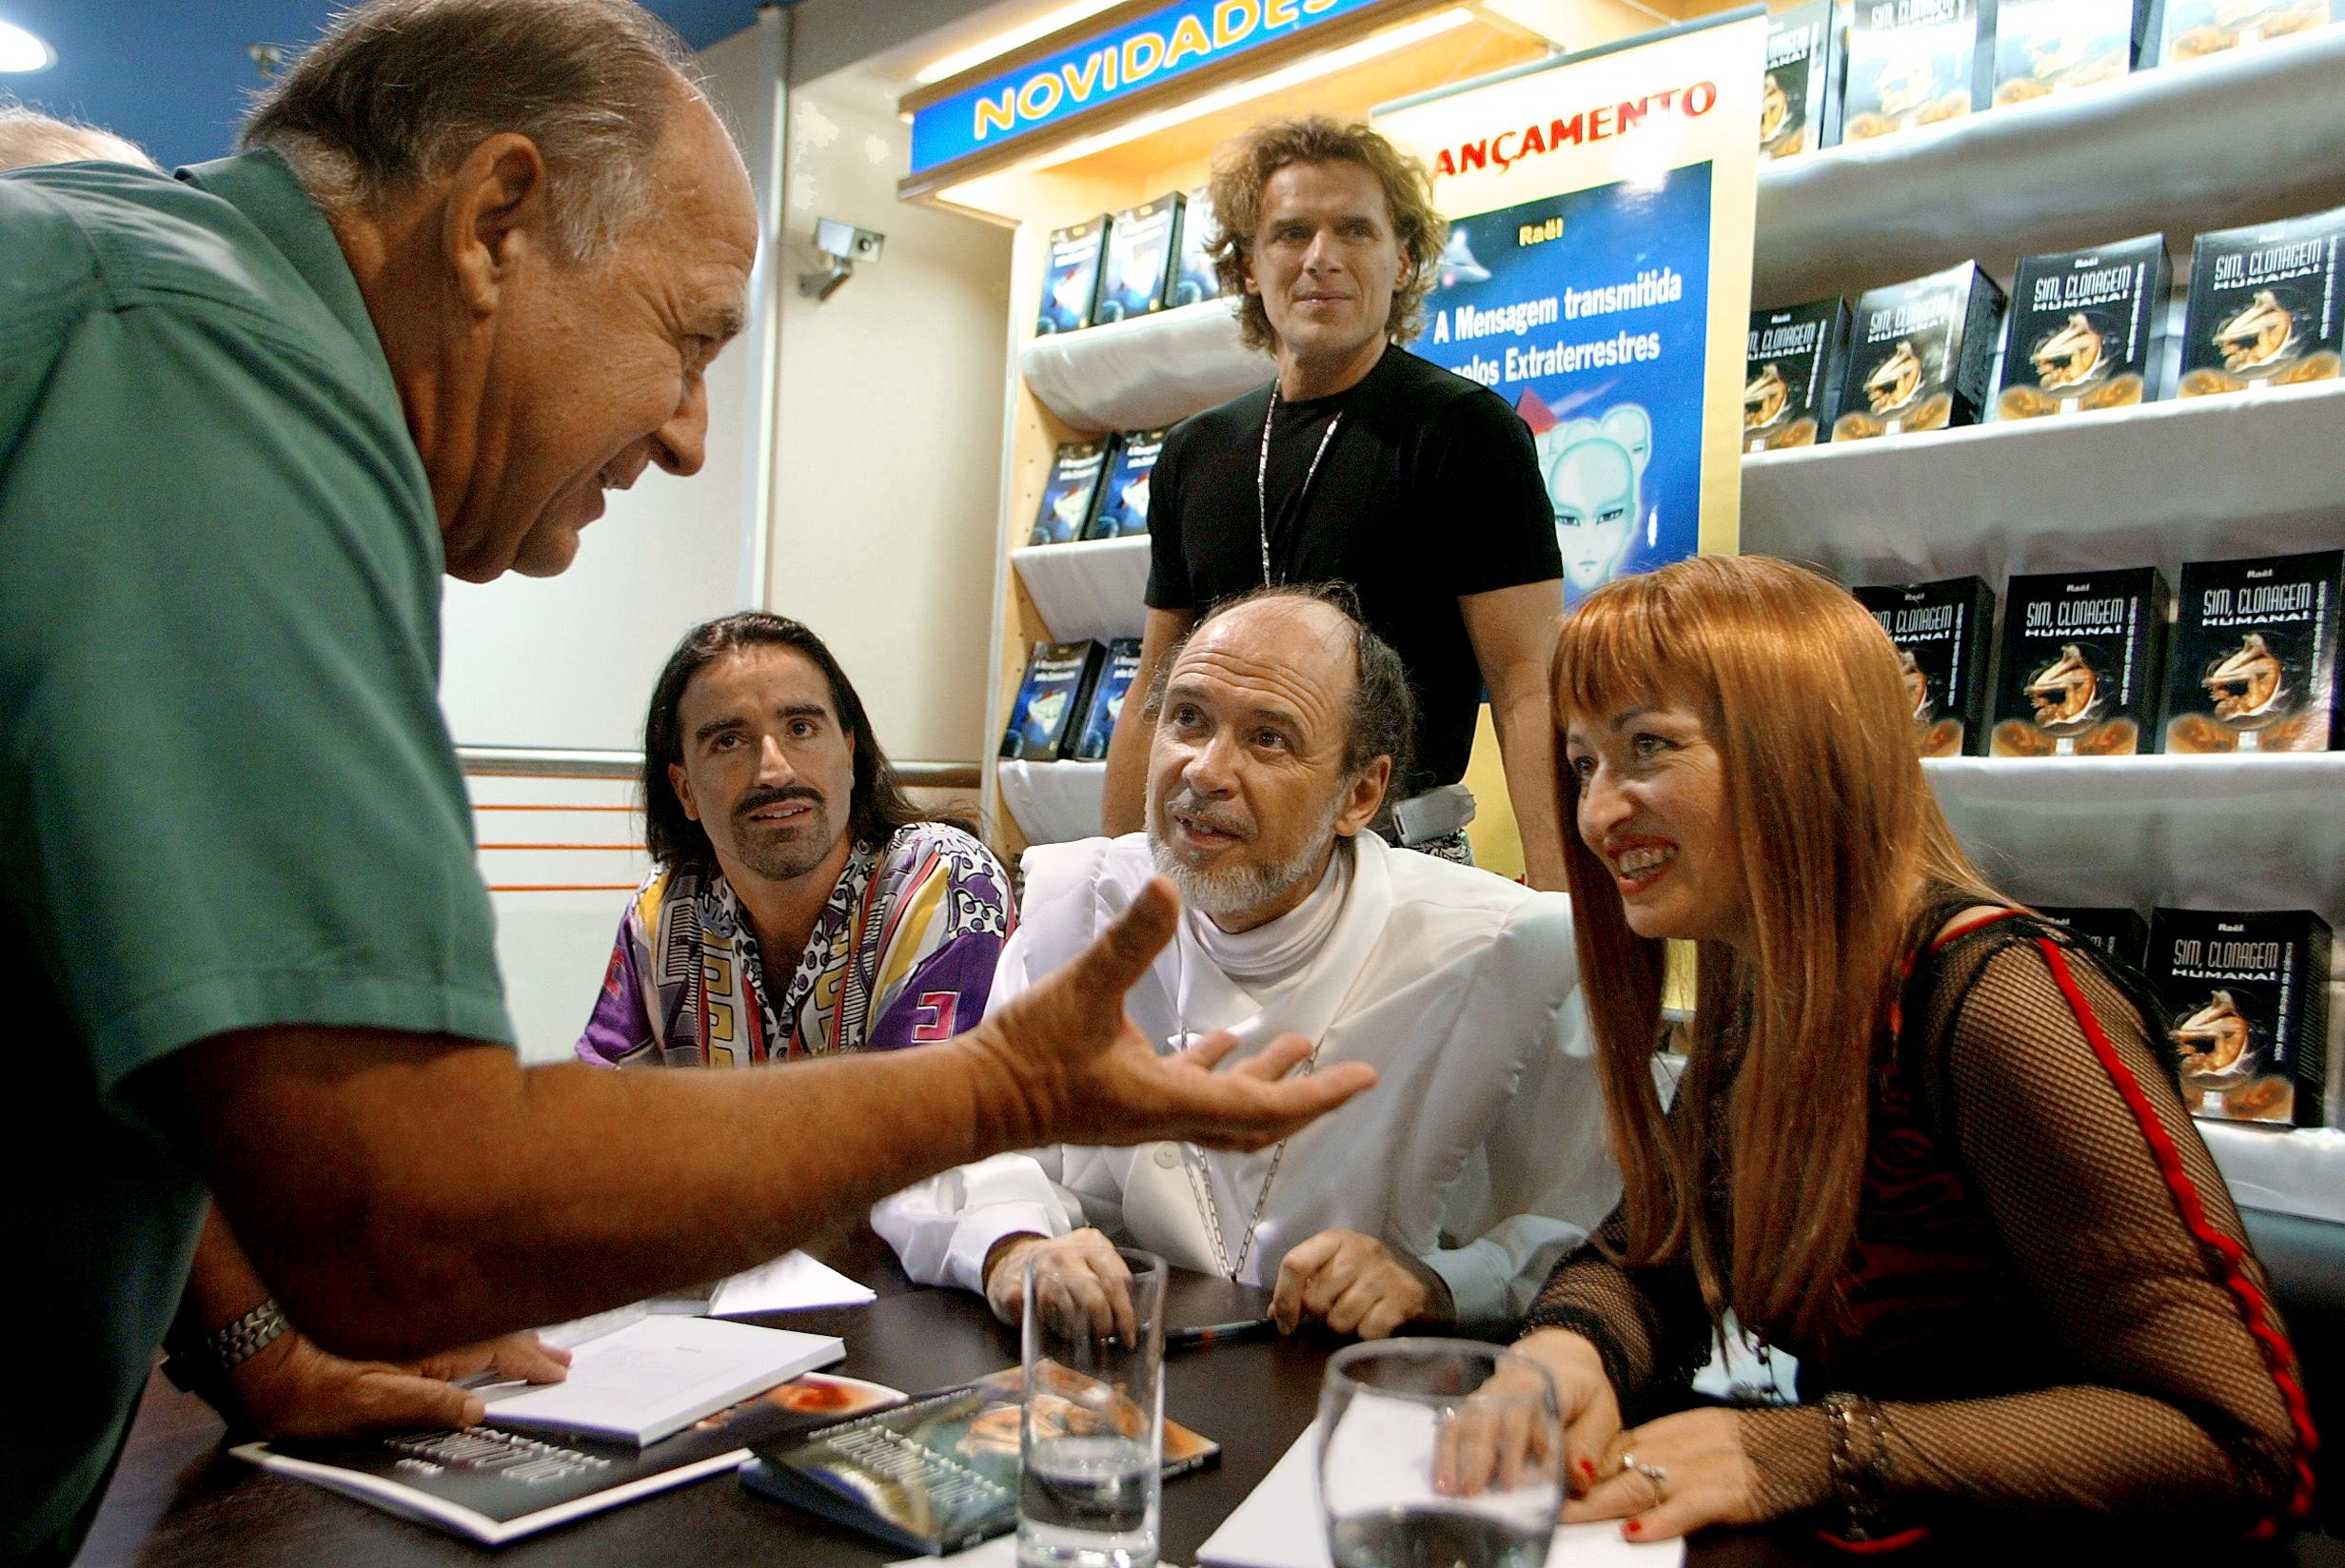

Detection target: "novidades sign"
[910, 0, 1377, 175]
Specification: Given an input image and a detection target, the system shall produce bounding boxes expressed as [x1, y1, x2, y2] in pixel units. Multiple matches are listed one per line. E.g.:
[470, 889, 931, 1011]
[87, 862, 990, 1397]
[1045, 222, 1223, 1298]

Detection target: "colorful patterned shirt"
[578, 821, 1013, 1066]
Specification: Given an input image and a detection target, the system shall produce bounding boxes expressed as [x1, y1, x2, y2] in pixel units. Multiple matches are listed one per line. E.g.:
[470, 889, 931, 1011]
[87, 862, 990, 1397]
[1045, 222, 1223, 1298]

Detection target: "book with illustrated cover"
[2037, 906, 2151, 970]
[1036, 215, 1110, 335]
[1841, 0, 1991, 144]
[1997, 234, 2169, 419]
[1991, 567, 2170, 756]
[2149, 908, 2332, 1127]
[740, 1365, 1218, 1558]
[1096, 193, 1181, 323]
[1087, 428, 1167, 539]
[1833, 262, 2005, 440]
[1073, 638, 1145, 760]
[1001, 641, 1105, 760]
[235, 1372, 902, 1546]
[1031, 440, 1112, 545]
[2152, 0, 2332, 64]
[1762, 0, 1841, 159]
[2162, 549, 2342, 754]
[1745, 298, 1847, 450]
[1853, 576, 1995, 755]
[1992, 0, 2142, 104]
[2178, 207, 2345, 399]
[1170, 183, 1222, 306]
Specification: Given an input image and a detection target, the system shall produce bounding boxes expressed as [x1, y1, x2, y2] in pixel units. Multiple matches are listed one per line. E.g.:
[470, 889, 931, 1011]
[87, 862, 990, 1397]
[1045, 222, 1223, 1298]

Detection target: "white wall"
[763, 67, 1015, 765]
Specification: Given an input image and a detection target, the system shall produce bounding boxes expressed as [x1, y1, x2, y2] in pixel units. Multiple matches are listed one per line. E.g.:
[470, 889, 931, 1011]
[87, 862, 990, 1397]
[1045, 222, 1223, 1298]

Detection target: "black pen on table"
[1166, 1317, 1275, 1349]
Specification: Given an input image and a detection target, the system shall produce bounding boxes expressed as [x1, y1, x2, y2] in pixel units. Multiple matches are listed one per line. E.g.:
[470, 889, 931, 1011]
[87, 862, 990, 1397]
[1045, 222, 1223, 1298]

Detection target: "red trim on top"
[1928, 907, 2023, 954]
[2035, 938, 2320, 1527]
[1815, 1525, 1932, 1554]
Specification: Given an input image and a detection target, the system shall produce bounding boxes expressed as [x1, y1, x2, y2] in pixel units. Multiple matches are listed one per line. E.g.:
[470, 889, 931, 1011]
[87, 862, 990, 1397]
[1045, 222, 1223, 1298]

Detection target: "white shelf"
[1741, 379, 2345, 586]
[1012, 535, 1151, 644]
[997, 758, 1108, 847]
[1754, 26, 2345, 304]
[1019, 298, 1271, 433]
[1924, 754, 2345, 923]
[2204, 1125, 2345, 1225]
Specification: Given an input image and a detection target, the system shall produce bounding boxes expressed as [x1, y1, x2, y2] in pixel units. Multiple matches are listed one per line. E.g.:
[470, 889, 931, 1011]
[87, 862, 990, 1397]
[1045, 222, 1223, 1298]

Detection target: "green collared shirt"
[0, 151, 512, 1561]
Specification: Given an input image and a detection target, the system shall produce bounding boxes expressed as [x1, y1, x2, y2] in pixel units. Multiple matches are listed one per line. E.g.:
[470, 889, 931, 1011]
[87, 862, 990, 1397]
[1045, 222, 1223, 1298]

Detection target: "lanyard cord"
[1256, 383, 1344, 587]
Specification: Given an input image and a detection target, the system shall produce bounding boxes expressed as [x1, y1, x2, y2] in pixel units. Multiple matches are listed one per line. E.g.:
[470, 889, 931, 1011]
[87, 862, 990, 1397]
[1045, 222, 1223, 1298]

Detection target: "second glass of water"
[1017, 1245, 1168, 1568]
[1317, 1339, 1563, 1568]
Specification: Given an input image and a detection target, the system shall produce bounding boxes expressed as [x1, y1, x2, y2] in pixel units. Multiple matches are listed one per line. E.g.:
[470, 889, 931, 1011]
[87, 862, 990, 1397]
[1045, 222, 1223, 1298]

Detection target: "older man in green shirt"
[0, 3, 1372, 1559]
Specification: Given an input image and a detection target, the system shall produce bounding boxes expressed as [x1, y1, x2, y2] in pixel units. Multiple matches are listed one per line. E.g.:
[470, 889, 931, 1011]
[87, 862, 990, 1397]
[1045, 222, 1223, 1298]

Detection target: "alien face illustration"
[1899, 647, 1932, 722]
[1051, 266, 1094, 323]
[1027, 688, 1070, 736]
[2024, 644, 2102, 732]
[2204, 632, 2287, 724]
[1049, 485, 1092, 537]
[1864, 341, 1926, 414]
[1550, 437, 1639, 594]
[1121, 473, 1152, 523]
[2217, 290, 2295, 373]
[1759, 73, 1790, 143]
[1744, 363, 1790, 430]
[2031, 314, 2106, 391]
[1877, 49, 1944, 118]
[2173, 990, 2254, 1083]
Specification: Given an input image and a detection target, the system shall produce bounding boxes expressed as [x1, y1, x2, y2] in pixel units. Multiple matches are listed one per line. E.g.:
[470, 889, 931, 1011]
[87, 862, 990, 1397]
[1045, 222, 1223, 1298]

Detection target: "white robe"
[871, 830, 1618, 1333]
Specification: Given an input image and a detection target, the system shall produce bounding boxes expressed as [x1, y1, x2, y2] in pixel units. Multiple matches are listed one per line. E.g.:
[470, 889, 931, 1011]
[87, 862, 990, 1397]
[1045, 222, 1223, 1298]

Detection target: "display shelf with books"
[1753, 24, 2345, 304]
[1741, 378, 2345, 588]
[996, 758, 1109, 849]
[1017, 296, 1271, 434]
[1011, 535, 1152, 646]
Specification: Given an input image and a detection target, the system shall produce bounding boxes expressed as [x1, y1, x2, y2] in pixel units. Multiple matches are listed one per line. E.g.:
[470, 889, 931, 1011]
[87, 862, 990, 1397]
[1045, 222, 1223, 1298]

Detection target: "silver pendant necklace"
[1256, 382, 1344, 587]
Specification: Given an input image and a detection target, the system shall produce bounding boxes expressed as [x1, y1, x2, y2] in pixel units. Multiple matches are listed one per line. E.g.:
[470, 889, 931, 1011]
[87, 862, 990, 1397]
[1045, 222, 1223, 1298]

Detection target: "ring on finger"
[1631, 1460, 1668, 1503]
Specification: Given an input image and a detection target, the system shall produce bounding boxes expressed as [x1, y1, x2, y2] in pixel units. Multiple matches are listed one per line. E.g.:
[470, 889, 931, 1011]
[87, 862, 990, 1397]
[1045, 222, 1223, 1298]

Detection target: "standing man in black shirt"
[1101, 116, 1567, 886]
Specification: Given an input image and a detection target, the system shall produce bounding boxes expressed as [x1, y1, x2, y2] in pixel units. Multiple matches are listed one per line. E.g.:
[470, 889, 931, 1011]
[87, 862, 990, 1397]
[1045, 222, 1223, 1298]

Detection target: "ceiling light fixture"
[1031, 8, 1477, 168]
[0, 18, 56, 72]
[914, 0, 1127, 85]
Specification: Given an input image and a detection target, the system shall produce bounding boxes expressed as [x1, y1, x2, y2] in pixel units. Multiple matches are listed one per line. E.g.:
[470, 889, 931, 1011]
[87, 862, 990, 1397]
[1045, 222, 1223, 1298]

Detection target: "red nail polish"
[1625, 1520, 1643, 1536]
[1579, 1459, 1596, 1478]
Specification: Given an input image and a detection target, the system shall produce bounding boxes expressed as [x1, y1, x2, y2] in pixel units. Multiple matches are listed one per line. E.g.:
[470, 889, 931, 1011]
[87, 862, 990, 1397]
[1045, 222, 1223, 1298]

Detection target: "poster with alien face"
[1411, 168, 1712, 607]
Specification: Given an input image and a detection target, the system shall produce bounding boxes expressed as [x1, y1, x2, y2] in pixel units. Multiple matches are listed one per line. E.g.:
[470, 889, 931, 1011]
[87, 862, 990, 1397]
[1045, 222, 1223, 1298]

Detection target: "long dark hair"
[642, 613, 922, 872]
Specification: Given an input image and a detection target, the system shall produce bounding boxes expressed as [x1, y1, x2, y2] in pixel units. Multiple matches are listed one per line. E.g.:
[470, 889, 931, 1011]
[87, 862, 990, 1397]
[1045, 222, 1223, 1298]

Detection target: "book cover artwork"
[1096, 194, 1181, 323]
[1745, 298, 1846, 450]
[2158, 0, 2333, 62]
[2149, 908, 2332, 1127]
[1036, 216, 1110, 335]
[1842, 0, 1988, 143]
[1998, 234, 2169, 418]
[2163, 550, 2342, 753]
[1854, 576, 1995, 755]
[1074, 639, 1146, 760]
[1001, 641, 1104, 760]
[1087, 429, 1167, 539]
[1992, 0, 2140, 104]
[1031, 440, 1111, 546]
[1761, 0, 1840, 159]
[1991, 568, 2170, 755]
[1834, 262, 2006, 440]
[2037, 906, 2151, 970]
[1171, 184, 1221, 306]
[2179, 207, 2345, 398]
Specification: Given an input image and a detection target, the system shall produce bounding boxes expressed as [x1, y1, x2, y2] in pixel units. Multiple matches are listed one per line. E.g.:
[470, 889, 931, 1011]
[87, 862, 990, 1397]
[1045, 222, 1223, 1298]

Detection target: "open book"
[475, 1314, 842, 1446]
[234, 1370, 901, 1545]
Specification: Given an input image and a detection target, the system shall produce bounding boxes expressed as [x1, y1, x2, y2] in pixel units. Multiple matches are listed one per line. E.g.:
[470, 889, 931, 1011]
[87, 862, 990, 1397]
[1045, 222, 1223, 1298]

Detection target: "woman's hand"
[1431, 1328, 1621, 1497]
[1564, 1407, 1763, 1541]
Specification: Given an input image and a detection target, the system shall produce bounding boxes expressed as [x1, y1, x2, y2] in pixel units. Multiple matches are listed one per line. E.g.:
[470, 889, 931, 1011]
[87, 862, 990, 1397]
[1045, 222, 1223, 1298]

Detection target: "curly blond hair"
[1206, 115, 1447, 353]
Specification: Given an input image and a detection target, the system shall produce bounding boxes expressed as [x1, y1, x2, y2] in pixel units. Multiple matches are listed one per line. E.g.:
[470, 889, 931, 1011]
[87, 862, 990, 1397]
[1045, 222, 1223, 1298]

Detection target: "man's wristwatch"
[206, 1299, 289, 1371]
[161, 1298, 289, 1416]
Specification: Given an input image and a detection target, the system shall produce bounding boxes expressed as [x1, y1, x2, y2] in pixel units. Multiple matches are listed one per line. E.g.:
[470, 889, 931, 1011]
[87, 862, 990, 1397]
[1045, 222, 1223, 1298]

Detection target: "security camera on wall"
[799, 218, 885, 301]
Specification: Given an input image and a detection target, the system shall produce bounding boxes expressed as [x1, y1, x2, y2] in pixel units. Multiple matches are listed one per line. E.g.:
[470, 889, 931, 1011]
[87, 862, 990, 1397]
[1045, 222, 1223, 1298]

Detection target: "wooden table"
[73, 1226, 2345, 1568]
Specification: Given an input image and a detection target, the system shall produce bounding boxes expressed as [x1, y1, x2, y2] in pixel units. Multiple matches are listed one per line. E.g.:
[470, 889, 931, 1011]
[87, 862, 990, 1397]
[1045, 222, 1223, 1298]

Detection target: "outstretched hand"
[229, 1328, 571, 1439]
[964, 877, 1376, 1152]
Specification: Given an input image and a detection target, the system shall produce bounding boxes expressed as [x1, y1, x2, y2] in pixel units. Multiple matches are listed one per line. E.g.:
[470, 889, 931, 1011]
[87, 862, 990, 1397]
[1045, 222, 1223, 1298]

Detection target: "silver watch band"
[207, 1298, 288, 1371]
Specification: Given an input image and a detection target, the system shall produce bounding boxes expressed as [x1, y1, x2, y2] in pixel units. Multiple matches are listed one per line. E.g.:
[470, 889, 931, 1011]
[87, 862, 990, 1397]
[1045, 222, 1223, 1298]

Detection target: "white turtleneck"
[1182, 835, 1355, 995]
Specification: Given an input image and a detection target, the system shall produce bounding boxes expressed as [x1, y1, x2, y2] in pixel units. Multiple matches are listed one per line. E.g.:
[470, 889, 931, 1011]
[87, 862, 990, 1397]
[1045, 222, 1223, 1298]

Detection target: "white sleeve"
[870, 1149, 1090, 1293]
[1420, 913, 1620, 1335]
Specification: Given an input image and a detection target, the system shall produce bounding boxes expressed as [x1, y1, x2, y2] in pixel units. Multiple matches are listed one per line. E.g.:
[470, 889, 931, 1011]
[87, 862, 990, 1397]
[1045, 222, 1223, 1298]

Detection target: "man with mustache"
[880, 589, 1615, 1339]
[581, 614, 1013, 1067]
[1099, 115, 1568, 888]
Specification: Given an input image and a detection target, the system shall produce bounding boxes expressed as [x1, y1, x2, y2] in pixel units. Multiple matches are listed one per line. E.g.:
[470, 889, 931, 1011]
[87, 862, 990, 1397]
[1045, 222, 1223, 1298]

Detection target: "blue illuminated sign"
[910, 0, 1383, 175]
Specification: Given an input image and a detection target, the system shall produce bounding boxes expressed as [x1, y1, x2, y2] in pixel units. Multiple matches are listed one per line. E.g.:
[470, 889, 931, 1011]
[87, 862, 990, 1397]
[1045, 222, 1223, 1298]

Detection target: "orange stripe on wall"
[471, 803, 642, 813]
[486, 884, 640, 893]
[477, 842, 648, 853]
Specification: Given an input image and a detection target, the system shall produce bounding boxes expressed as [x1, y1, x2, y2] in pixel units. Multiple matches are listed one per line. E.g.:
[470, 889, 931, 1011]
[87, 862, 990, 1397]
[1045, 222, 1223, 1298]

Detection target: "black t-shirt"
[1146, 344, 1560, 793]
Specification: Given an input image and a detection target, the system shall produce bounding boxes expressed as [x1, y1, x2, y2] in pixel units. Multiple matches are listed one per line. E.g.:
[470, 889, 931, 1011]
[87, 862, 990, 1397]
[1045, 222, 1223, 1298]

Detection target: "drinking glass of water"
[1017, 1245, 1168, 1568]
[1317, 1340, 1563, 1568]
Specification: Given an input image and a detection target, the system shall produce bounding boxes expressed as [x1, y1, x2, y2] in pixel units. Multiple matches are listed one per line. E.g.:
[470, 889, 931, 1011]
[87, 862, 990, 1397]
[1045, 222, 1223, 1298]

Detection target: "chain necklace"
[1256, 382, 1344, 587]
